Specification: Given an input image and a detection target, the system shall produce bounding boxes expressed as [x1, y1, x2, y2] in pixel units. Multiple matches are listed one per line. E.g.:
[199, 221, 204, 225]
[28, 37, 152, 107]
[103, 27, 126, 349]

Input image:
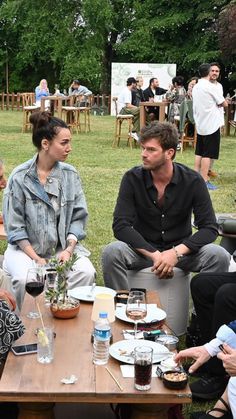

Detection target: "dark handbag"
[217, 216, 236, 234]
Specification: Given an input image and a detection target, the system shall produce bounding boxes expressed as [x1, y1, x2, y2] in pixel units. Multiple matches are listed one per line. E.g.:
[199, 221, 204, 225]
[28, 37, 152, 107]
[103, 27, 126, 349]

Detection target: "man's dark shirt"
[143, 86, 167, 118]
[113, 164, 218, 253]
[132, 88, 145, 106]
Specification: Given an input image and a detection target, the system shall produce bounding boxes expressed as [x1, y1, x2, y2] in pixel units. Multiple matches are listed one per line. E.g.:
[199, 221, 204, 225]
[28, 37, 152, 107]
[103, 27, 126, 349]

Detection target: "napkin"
[122, 330, 144, 340]
[120, 365, 158, 378]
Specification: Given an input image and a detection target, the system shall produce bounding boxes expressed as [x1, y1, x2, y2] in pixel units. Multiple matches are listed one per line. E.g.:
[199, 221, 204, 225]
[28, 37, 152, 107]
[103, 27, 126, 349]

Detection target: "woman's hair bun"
[29, 111, 52, 129]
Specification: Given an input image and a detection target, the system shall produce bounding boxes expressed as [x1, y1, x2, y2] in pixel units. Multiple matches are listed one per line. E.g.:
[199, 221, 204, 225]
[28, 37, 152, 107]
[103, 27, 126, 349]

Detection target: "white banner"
[111, 62, 176, 115]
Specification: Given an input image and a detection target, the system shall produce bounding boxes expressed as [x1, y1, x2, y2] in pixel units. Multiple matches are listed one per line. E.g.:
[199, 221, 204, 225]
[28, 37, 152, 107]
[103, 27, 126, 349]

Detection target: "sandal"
[190, 397, 233, 419]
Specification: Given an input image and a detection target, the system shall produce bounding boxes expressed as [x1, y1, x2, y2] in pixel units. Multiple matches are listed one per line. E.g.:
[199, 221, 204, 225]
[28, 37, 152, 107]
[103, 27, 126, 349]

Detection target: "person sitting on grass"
[175, 321, 236, 419]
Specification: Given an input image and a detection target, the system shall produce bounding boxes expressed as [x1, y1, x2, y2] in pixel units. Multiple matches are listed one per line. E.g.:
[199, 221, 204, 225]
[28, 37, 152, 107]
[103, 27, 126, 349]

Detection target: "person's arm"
[217, 345, 236, 376]
[3, 174, 45, 264]
[174, 346, 211, 373]
[182, 175, 218, 252]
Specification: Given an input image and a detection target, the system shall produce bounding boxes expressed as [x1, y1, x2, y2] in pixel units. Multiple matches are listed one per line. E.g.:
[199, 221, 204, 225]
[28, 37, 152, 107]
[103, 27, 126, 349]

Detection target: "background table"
[40, 96, 70, 119]
[0, 291, 191, 419]
[139, 101, 169, 129]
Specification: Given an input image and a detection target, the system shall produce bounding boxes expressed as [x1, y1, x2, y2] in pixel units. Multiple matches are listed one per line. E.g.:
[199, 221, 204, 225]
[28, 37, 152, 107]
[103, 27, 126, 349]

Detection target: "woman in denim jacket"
[3, 112, 95, 309]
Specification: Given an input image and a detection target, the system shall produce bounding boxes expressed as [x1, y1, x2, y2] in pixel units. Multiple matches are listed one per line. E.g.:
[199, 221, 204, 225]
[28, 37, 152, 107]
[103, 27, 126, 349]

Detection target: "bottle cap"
[99, 311, 108, 318]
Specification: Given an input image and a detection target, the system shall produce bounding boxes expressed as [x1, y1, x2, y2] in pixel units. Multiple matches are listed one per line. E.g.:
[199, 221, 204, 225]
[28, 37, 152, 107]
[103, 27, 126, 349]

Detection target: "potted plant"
[46, 253, 80, 319]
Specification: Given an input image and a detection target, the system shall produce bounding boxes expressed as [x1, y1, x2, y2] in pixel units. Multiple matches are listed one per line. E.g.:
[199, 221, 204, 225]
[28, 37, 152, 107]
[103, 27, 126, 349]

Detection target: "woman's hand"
[58, 250, 71, 263]
[35, 257, 47, 266]
[217, 344, 236, 376]
[0, 289, 16, 311]
[174, 346, 211, 374]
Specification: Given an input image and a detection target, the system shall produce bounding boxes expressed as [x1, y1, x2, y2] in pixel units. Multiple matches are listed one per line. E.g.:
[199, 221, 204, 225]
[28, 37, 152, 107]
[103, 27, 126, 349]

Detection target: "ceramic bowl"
[115, 291, 129, 304]
[162, 370, 188, 390]
[155, 334, 179, 351]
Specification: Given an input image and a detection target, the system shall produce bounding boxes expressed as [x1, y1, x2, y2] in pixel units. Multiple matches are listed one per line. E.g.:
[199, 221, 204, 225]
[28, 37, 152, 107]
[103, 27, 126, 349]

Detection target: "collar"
[143, 163, 179, 189]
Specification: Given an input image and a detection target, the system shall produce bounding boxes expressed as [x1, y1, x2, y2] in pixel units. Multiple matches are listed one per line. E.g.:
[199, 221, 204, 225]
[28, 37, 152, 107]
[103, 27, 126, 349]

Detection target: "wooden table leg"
[18, 402, 55, 419]
[131, 403, 170, 419]
[159, 104, 166, 122]
[139, 105, 146, 130]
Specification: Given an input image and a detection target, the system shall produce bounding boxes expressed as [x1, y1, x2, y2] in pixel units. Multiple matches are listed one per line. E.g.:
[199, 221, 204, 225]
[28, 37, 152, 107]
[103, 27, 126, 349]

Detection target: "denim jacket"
[3, 155, 90, 258]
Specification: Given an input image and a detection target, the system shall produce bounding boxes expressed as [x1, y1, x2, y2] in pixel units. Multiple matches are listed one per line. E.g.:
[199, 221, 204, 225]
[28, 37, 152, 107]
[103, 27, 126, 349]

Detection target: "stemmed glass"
[25, 267, 45, 319]
[126, 291, 147, 339]
[44, 268, 57, 306]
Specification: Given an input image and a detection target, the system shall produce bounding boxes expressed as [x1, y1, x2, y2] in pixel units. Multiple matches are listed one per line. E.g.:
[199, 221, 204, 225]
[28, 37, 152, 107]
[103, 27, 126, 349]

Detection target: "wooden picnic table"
[0, 290, 191, 419]
[139, 101, 169, 130]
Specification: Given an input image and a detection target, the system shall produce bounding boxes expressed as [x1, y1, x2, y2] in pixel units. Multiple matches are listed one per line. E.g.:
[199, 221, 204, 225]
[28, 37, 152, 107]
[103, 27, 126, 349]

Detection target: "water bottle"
[93, 311, 111, 365]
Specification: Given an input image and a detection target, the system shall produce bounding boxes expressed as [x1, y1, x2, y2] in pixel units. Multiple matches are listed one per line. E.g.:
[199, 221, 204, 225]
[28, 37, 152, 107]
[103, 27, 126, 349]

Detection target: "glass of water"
[37, 327, 54, 364]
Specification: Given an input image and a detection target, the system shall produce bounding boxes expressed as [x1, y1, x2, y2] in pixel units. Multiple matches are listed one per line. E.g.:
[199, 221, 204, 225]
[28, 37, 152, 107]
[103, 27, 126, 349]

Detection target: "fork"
[86, 282, 96, 298]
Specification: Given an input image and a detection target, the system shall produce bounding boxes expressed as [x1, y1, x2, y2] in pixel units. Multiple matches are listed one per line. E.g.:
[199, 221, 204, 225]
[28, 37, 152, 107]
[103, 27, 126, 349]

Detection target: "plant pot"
[50, 298, 80, 319]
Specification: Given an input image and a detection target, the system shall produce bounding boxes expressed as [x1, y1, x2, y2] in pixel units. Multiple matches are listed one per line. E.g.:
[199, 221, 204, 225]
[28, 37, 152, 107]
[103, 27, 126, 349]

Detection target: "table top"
[0, 291, 191, 404]
[140, 101, 169, 107]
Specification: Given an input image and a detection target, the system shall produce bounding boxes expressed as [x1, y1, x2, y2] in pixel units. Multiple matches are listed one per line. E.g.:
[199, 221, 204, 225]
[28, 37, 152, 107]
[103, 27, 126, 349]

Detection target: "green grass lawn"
[0, 110, 235, 417]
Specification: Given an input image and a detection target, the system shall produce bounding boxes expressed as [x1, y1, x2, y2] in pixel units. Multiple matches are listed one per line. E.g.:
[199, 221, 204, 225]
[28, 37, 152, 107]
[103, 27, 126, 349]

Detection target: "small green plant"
[46, 253, 78, 305]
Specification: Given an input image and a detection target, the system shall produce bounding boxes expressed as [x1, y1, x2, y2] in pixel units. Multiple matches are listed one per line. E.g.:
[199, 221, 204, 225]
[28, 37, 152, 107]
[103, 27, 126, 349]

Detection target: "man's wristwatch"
[173, 246, 184, 262]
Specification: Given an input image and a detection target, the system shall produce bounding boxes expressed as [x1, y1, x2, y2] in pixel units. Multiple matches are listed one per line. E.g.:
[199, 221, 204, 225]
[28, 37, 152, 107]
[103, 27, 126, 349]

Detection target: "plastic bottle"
[93, 311, 111, 365]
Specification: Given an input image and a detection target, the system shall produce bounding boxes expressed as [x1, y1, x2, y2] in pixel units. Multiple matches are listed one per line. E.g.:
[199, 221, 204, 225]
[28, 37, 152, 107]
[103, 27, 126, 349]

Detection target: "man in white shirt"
[192, 63, 228, 190]
[208, 62, 225, 179]
[118, 77, 140, 142]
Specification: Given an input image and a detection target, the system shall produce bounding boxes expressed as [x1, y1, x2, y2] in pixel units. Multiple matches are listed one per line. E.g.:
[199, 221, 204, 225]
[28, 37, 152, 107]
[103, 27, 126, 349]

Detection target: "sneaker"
[131, 132, 139, 142]
[206, 181, 218, 190]
[190, 375, 229, 400]
[176, 142, 181, 151]
[208, 169, 218, 178]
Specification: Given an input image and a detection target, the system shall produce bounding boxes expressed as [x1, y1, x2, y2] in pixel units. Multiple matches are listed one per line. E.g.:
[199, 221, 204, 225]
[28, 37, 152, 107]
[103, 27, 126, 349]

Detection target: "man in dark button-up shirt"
[102, 122, 230, 290]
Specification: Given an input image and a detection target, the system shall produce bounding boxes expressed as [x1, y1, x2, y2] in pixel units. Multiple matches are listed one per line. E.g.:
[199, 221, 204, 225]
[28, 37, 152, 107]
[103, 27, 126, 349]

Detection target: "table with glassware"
[40, 95, 71, 119]
[139, 100, 169, 129]
[0, 288, 191, 419]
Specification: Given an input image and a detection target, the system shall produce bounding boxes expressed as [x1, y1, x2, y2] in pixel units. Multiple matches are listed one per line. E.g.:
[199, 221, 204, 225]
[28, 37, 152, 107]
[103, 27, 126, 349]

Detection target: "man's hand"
[174, 346, 211, 374]
[217, 344, 236, 376]
[0, 289, 16, 311]
[151, 249, 177, 278]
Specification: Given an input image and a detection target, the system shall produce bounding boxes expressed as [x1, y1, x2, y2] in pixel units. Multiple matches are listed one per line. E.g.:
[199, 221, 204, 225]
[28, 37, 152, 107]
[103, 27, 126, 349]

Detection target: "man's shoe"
[176, 142, 181, 151]
[190, 375, 229, 400]
[206, 181, 218, 190]
[208, 169, 218, 178]
[131, 132, 139, 142]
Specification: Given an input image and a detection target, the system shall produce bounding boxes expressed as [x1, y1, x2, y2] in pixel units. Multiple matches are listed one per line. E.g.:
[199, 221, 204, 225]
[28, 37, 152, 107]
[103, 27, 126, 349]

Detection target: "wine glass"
[126, 291, 147, 339]
[44, 268, 57, 306]
[25, 267, 44, 319]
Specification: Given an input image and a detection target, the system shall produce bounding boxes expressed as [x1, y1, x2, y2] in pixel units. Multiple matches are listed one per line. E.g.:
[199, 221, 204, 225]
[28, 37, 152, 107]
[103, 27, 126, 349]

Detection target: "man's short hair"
[210, 62, 221, 70]
[127, 77, 137, 86]
[140, 122, 178, 153]
[198, 64, 211, 78]
[73, 79, 80, 84]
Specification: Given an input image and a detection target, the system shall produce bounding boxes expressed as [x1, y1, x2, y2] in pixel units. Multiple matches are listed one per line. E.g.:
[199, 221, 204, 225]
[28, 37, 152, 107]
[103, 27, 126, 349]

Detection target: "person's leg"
[201, 157, 211, 181]
[191, 387, 232, 418]
[3, 245, 36, 310]
[66, 255, 96, 288]
[191, 273, 236, 344]
[102, 241, 152, 290]
[177, 243, 231, 275]
[121, 107, 140, 133]
[194, 155, 202, 172]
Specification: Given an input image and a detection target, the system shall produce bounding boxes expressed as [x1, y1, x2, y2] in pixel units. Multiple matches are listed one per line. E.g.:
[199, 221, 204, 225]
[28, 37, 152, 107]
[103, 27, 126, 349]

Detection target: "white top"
[214, 81, 225, 127]
[192, 78, 225, 135]
[118, 87, 132, 113]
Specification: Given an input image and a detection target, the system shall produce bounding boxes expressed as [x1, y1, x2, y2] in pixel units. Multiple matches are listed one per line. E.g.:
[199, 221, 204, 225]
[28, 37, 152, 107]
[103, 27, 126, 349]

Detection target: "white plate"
[109, 339, 170, 364]
[115, 304, 166, 324]
[68, 286, 116, 302]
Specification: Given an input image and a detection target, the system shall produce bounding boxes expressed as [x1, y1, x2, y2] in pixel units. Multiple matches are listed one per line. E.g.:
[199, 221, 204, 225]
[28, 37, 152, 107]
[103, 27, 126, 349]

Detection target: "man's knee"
[102, 241, 127, 268]
[215, 283, 236, 308]
[203, 244, 231, 271]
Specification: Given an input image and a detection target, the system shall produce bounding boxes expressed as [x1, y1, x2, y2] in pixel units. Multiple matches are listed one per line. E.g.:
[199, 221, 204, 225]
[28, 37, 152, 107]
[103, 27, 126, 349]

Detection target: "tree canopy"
[0, 0, 235, 93]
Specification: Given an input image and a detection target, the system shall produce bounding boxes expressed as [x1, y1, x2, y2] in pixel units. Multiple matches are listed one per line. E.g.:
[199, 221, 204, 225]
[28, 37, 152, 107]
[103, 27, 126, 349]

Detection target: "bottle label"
[94, 328, 111, 340]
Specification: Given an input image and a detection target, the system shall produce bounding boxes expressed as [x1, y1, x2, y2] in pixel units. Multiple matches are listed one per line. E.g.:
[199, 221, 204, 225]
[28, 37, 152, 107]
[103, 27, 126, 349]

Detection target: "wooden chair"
[62, 95, 91, 133]
[112, 97, 135, 148]
[180, 121, 197, 152]
[22, 93, 40, 132]
[178, 99, 197, 152]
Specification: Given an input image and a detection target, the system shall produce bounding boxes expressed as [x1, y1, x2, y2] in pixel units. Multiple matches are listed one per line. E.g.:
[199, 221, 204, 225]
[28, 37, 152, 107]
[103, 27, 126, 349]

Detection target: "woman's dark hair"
[29, 111, 68, 149]
[172, 76, 184, 86]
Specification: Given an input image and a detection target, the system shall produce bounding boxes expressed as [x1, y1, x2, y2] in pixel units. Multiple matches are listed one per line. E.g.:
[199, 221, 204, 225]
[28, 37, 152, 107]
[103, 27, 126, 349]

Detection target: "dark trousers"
[191, 271, 236, 375]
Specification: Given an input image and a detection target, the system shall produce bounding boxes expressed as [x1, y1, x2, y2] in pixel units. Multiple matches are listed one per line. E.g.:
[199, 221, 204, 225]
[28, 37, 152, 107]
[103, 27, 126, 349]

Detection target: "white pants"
[3, 245, 96, 311]
[228, 377, 236, 418]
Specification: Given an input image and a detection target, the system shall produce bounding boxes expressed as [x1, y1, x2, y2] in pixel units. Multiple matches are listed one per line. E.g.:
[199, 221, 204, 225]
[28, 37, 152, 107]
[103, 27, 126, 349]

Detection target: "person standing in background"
[193, 63, 228, 191]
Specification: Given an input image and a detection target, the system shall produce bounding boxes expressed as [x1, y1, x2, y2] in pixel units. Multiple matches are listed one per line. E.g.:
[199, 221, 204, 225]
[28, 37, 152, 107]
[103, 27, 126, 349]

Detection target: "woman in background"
[35, 79, 50, 108]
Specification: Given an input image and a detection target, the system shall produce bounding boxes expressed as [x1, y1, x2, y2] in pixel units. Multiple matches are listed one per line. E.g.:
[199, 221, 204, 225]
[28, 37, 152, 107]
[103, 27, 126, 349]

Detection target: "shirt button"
[162, 214, 165, 218]
[162, 231, 165, 234]
[48, 178, 53, 183]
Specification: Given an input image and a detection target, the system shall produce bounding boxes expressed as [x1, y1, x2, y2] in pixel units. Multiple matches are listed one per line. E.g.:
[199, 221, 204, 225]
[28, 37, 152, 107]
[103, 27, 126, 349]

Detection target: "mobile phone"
[219, 344, 227, 354]
[11, 343, 37, 356]
[130, 287, 147, 295]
